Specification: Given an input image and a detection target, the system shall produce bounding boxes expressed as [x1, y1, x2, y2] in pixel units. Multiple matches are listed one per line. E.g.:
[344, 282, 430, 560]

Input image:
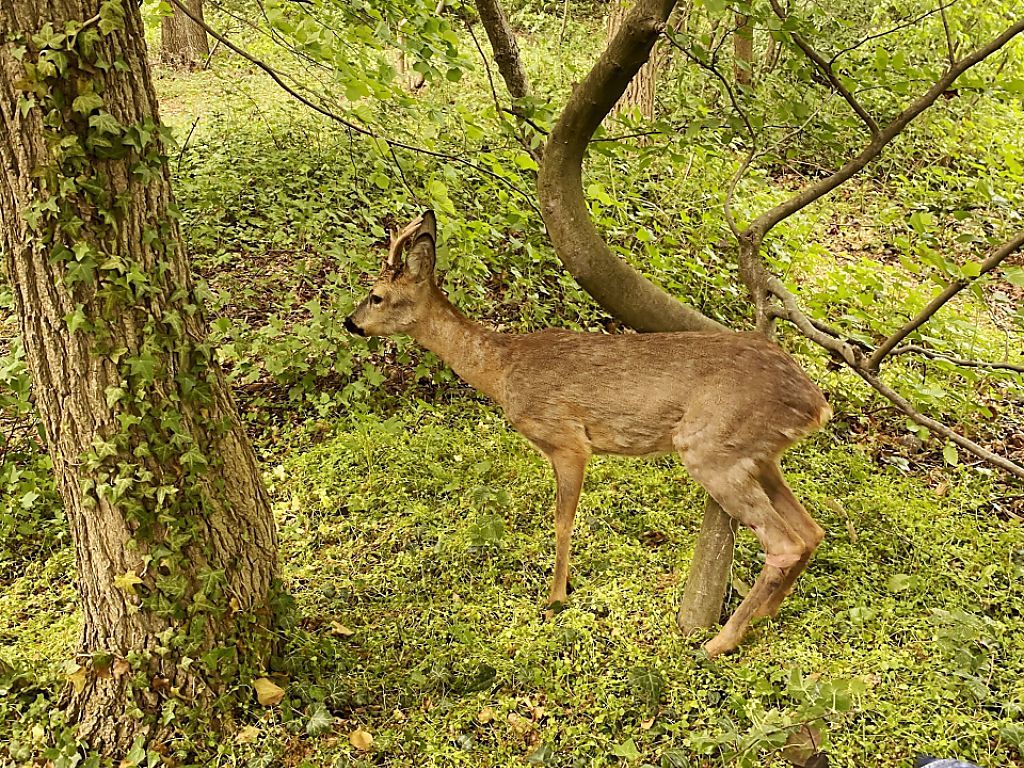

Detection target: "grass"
[254, 406, 1024, 768]
[5, 403, 1022, 766]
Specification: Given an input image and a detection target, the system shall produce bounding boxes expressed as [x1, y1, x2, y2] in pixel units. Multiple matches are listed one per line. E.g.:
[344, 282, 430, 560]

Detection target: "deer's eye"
[370, 294, 383, 306]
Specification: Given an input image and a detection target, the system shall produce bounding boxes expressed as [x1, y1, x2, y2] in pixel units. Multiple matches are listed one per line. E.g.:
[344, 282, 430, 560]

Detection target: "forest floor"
[3, 27, 1024, 768]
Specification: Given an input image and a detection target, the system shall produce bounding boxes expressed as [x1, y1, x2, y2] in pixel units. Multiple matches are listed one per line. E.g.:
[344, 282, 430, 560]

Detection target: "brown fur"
[347, 212, 830, 656]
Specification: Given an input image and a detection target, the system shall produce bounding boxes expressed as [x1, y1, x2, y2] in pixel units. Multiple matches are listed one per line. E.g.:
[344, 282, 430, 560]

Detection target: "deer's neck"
[410, 289, 508, 403]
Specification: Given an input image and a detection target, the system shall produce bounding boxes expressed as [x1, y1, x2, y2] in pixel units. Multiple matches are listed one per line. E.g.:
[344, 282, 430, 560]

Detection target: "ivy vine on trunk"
[0, 0, 284, 756]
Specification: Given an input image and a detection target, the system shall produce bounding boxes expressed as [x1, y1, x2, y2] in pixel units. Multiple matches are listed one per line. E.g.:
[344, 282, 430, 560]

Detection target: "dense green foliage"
[2, 0, 1023, 765]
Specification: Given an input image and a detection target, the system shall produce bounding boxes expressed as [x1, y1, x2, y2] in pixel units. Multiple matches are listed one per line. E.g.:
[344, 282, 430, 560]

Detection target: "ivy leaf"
[65, 305, 88, 335]
[89, 111, 122, 135]
[306, 703, 334, 736]
[113, 570, 143, 595]
[72, 92, 104, 114]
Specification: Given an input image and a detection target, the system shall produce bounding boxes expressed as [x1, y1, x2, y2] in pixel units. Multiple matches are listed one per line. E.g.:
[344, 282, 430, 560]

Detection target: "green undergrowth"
[5, 404, 1022, 766]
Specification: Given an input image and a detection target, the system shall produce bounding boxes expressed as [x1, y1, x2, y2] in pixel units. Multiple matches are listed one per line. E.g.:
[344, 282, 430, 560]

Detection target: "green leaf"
[943, 442, 959, 466]
[1003, 266, 1024, 287]
[887, 573, 914, 593]
[65, 305, 88, 334]
[72, 92, 104, 114]
[89, 111, 122, 135]
[306, 703, 334, 736]
[611, 738, 642, 761]
[114, 570, 143, 595]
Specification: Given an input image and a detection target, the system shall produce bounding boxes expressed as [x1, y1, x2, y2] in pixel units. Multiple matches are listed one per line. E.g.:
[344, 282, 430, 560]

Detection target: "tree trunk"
[733, 12, 754, 87]
[1, 0, 279, 755]
[608, 0, 659, 121]
[677, 500, 735, 632]
[161, 0, 210, 69]
[474, 0, 531, 99]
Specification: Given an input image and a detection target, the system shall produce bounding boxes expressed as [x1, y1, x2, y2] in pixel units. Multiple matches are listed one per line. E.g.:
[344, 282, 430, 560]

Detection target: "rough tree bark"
[474, 0, 531, 99]
[1, 0, 278, 755]
[608, 0, 659, 120]
[733, 12, 753, 87]
[161, 0, 209, 68]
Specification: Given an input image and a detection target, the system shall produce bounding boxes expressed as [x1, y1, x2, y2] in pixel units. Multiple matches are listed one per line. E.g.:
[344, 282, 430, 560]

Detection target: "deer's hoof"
[542, 600, 567, 621]
[703, 633, 739, 659]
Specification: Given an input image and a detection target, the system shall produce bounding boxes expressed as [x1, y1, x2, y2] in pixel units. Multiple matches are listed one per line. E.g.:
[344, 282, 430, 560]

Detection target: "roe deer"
[345, 211, 831, 657]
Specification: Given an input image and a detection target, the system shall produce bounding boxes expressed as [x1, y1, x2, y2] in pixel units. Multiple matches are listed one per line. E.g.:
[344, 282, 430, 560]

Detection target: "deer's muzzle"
[344, 316, 365, 336]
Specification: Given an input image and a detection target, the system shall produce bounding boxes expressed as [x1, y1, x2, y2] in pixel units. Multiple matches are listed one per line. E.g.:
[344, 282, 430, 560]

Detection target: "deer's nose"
[344, 317, 365, 336]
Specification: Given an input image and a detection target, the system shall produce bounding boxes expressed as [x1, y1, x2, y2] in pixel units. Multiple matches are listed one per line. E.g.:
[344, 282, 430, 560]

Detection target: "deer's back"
[498, 330, 829, 458]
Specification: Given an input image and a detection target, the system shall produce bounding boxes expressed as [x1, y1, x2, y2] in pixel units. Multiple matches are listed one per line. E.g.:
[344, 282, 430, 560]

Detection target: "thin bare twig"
[666, 32, 755, 239]
[867, 230, 1024, 367]
[888, 345, 1024, 374]
[940, 5, 958, 67]
[164, 0, 541, 213]
[767, 0, 880, 138]
[829, 0, 961, 64]
[467, 21, 541, 162]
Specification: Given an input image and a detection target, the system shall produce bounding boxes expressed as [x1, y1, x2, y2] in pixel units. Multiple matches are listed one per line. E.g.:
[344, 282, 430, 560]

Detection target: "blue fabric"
[915, 759, 981, 768]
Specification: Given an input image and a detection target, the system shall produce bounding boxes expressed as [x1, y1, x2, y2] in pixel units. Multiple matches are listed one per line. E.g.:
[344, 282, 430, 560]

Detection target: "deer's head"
[345, 211, 437, 337]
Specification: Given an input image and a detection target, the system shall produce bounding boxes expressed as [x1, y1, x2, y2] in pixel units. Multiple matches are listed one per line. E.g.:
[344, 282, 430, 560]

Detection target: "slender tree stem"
[867, 230, 1024, 368]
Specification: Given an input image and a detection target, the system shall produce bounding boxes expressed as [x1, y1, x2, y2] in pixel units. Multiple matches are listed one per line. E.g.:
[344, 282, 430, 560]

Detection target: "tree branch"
[888, 345, 1024, 374]
[473, 0, 531, 100]
[852, 366, 1024, 479]
[867, 229, 1024, 368]
[766, 278, 1024, 480]
[746, 17, 1024, 240]
[537, 0, 725, 333]
[767, 0, 880, 138]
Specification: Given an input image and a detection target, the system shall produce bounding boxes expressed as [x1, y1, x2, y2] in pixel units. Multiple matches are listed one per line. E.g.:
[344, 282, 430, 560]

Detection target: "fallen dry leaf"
[253, 677, 285, 707]
[477, 706, 496, 724]
[781, 724, 823, 767]
[330, 621, 355, 637]
[235, 725, 260, 744]
[349, 727, 373, 751]
[67, 665, 87, 694]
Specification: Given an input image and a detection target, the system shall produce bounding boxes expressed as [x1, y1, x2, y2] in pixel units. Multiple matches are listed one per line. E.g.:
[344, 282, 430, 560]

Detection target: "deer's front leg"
[544, 449, 588, 616]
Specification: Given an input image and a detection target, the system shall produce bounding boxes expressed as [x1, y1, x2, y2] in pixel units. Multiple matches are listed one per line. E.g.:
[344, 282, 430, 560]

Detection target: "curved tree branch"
[535, 0, 731, 637]
[537, 0, 724, 333]
[767, 278, 1024, 481]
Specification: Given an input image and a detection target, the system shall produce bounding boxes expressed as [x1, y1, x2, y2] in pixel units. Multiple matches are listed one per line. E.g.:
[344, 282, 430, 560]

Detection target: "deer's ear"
[406, 213, 436, 280]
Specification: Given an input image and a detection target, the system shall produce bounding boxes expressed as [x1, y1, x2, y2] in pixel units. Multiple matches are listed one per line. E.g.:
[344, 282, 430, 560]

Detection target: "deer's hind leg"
[753, 462, 824, 620]
[674, 437, 810, 657]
